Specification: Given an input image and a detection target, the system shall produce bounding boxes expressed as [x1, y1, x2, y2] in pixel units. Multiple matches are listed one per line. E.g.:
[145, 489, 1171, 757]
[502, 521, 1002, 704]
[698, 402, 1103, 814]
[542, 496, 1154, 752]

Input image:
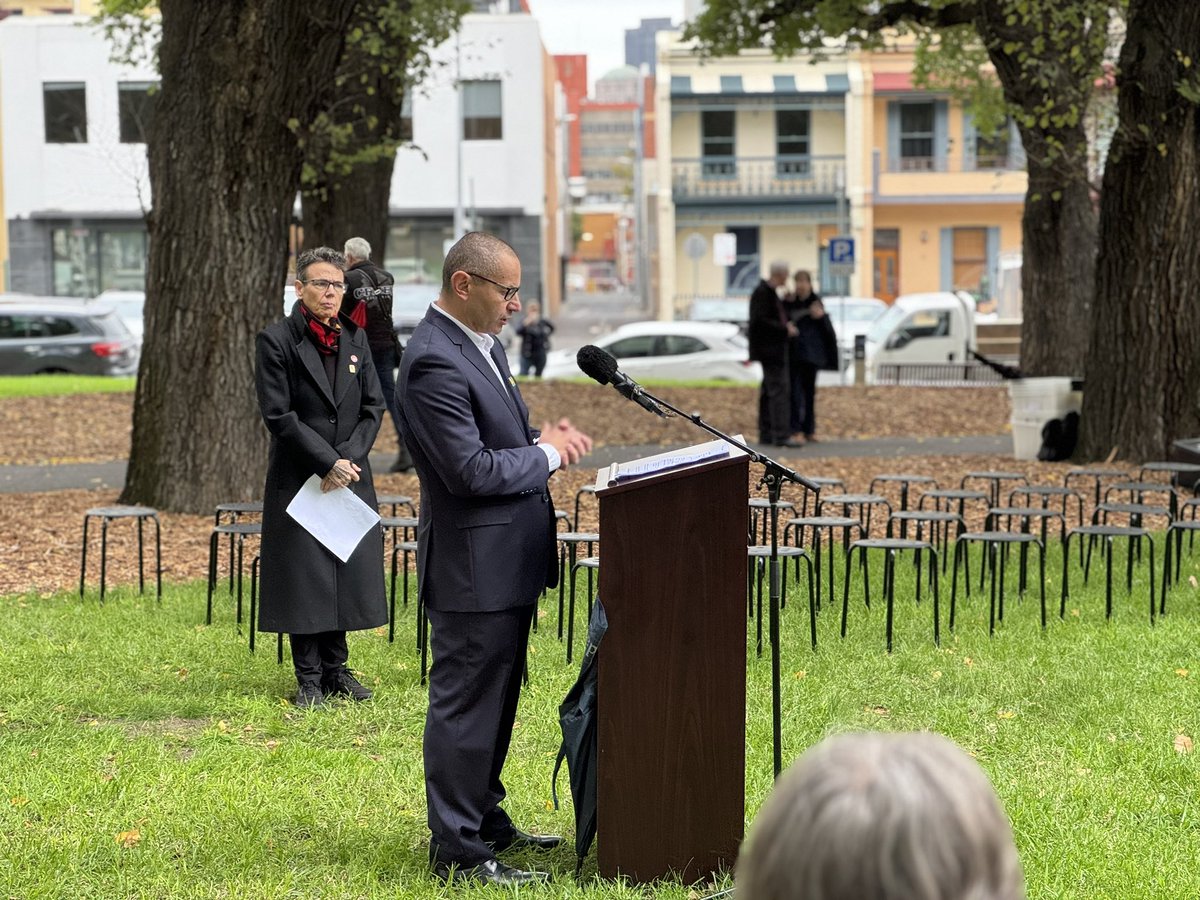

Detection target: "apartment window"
[51, 226, 148, 297]
[701, 110, 735, 177]
[974, 117, 1011, 170]
[898, 102, 935, 171]
[775, 109, 810, 176]
[44, 82, 87, 143]
[951, 227, 988, 294]
[118, 83, 157, 144]
[462, 80, 501, 140]
[719, 75, 743, 93]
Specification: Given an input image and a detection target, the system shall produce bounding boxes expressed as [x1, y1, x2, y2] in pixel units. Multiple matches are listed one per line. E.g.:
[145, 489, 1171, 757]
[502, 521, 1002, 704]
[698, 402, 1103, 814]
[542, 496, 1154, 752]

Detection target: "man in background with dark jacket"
[748, 261, 800, 448]
[343, 237, 413, 473]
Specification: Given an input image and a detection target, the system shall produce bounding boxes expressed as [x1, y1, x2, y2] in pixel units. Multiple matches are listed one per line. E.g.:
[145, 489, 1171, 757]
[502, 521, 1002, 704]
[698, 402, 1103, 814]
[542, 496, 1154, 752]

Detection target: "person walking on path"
[343, 237, 413, 473]
[783, 270, 839, 443]
[748, 261, 800, 448]
[516, 301, 554, 377]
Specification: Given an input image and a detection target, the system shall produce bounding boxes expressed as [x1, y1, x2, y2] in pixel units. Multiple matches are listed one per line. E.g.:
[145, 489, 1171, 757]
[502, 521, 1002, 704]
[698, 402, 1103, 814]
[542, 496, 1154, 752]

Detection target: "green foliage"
[4, 541, 1200, 896]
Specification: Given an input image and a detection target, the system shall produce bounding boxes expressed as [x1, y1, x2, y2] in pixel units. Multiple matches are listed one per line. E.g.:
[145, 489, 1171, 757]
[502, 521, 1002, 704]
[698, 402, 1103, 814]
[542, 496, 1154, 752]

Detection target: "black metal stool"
[567, 556, 600, 664]
[816, 493, 892, 538]
[79, 505, 162, 603]
[214, 501, 263, 592]
[748, 544, 815, 653]
[558, 532, 599, 652]
[868, 474, 939, 530]
[784, 515, 865, 611]
[949, 531, 1046, 635]
[246, 556, 284, 664]
[918, 488, 990, 525]
[961, 471, 1029, 509]
[1063, 467, 1130, 508]
[985, 507, 1065, 592]
[840, 538, 940, 652]
[388, 539, 419, 635]
[887, 509, 964, 580]
[748, 498, 796, 543]
[206, 522, 262, 625]
[1162, 518, 1200, 612]
[573, 484, 598, 532]
[1061, 525, 1155, 623]
[377, 494, 417, 516]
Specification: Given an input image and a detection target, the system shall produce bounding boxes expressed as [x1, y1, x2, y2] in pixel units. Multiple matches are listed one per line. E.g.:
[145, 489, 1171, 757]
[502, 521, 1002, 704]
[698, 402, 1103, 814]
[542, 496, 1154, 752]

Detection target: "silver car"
[0, 295, 139, 376]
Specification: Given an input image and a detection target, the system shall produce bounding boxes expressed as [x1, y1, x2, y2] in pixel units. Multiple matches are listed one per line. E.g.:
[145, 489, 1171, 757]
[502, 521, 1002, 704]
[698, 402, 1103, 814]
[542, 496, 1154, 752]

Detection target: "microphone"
[576, 345, 668, 418]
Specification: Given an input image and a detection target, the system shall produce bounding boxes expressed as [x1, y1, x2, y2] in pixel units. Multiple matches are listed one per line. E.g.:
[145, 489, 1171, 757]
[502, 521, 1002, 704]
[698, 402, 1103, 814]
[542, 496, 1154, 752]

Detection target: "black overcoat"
[253, 306, 388, 634]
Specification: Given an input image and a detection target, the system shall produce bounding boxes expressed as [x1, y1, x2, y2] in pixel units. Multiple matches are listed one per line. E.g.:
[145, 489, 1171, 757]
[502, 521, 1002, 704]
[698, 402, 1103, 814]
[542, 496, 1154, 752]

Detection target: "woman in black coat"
[784, 270, 839, 443]
[254, 246, 388, 707]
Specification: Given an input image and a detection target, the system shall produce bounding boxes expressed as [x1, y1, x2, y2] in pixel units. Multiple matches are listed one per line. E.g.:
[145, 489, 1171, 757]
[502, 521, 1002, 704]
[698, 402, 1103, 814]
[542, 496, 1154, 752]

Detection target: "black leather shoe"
[486, 827, 564, 853]
[775, 440, 805, 449]
[432, 857, 550, 885]
[322, 667, 372, 701]
[293, 682, 324, 707]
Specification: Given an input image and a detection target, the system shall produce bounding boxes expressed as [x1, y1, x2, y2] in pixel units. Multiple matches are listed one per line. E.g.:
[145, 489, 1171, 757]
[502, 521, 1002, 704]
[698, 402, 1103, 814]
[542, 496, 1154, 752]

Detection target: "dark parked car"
[0, 295, 140, 376]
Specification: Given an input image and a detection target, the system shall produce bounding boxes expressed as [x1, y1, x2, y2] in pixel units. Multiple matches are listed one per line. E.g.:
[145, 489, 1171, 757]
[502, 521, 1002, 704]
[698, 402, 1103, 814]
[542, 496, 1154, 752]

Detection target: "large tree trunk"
[1077, 1, 1200, 461]
[1014, 131, 1096, 378]
[301, 154, 396, 259]
[121, 0, 359, 513]
[974, 3, 1102, 377]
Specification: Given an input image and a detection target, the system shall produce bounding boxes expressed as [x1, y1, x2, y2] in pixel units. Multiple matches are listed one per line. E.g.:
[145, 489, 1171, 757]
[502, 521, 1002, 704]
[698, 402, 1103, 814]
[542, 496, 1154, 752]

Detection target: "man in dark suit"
[748, 261, 800, 448]
[396, 232, 592, 886]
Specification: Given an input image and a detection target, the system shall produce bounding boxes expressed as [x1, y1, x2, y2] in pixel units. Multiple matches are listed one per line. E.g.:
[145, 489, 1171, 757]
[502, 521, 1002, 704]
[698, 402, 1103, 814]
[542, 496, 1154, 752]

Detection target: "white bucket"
[1008, 378, 1082, 460]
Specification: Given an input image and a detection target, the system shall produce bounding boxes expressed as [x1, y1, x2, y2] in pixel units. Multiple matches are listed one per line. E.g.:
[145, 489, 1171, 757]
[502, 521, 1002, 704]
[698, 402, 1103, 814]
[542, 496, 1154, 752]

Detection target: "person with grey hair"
[398, 231, 592, 886]
[748, 261, 799, 448]
[254, 246, 388, 707]
[736, 731, 1026, 900]
[342, 236, 413, 473]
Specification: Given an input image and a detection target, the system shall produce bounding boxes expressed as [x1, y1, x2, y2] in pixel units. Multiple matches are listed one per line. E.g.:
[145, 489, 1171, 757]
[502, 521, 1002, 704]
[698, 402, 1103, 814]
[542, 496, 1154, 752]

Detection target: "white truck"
[862, 291, 1020, 383]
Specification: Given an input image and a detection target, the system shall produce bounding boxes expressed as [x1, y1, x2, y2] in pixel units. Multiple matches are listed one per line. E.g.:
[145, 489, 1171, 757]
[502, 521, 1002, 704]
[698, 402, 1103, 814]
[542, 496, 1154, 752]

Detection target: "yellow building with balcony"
[655, 36, 1026, 317]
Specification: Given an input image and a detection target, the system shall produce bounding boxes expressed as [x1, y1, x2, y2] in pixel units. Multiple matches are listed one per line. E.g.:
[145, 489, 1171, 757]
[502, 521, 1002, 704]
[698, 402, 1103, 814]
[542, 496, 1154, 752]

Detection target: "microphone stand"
[633, 385, 819, 780]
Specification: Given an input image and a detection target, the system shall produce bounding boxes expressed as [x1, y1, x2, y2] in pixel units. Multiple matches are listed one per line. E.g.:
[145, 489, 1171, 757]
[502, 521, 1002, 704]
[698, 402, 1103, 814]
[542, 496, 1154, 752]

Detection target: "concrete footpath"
[0, 433, 1013, 494]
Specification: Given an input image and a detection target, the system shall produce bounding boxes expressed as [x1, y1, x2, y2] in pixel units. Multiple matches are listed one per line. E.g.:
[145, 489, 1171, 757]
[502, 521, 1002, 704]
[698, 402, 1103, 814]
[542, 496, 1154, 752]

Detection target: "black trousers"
[373, 344, 412, 467]
[790, 362, 819, 437]
[424, 603, 534, 865]
[289, 631, 348, 685]
[758, 359, 791, 444]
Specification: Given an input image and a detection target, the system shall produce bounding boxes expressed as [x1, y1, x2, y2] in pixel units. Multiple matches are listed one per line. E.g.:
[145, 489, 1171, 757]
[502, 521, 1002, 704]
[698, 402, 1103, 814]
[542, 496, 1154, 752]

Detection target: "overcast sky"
[526, 0, 686, 92]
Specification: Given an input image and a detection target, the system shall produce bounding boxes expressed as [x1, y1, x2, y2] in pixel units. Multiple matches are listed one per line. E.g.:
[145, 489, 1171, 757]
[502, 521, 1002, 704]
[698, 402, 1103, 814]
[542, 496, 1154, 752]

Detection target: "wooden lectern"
[595, 440, 748, 883]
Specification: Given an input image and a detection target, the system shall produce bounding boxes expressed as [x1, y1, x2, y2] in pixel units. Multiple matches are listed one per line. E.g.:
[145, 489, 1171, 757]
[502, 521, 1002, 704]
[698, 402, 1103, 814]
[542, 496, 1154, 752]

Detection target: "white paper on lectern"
[285, 474, 381, 562]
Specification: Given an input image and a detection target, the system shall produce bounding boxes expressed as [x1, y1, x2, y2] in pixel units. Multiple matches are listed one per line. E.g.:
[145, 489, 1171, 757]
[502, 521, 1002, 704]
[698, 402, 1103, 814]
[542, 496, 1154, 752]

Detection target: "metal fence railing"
[873, 362, 1006, 387]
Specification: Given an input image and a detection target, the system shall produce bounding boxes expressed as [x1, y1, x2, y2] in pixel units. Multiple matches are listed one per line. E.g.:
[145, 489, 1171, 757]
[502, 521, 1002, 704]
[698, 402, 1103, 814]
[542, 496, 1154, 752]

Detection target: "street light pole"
[633, 64, 650, 312]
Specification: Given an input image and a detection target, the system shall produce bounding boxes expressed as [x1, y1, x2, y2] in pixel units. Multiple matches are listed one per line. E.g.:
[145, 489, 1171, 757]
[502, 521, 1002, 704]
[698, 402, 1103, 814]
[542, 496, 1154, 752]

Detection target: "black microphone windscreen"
[576, 345, 619, 385]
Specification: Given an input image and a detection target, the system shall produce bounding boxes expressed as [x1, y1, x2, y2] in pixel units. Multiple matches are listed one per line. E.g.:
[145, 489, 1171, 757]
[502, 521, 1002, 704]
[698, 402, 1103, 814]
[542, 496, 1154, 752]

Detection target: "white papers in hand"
[285, 474, 381, 563]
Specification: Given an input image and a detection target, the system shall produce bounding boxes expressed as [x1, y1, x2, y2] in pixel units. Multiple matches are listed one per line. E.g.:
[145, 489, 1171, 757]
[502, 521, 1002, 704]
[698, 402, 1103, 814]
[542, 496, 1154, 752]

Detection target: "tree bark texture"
[973, 1, 1101, 378]
[1077, 1, 1200, 461]
[122, 0, 359, 513]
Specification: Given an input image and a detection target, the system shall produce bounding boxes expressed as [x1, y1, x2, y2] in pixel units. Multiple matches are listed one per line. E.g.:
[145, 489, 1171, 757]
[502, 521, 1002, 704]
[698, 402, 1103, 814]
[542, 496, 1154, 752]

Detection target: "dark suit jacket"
[747, 278, 789, 366]
[253, 306, 388, 633]
[396, 306, 558, 613]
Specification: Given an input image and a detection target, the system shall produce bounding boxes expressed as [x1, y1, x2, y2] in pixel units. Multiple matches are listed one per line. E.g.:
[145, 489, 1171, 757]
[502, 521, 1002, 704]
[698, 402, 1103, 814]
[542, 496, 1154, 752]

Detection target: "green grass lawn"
[0, 374, 135, 398]
[2, 541, 1199, 898]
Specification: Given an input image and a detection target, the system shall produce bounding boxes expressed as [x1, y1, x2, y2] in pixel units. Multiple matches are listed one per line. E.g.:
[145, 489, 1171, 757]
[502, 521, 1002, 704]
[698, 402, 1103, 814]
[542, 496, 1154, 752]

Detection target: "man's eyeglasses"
[302, 279, 347, 293]
[468, 272, 520, 301]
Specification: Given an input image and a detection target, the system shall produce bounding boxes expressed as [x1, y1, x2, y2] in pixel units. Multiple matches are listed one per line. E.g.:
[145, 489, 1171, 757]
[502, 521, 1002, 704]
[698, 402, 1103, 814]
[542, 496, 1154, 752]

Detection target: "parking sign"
[828, 236, 855, 277]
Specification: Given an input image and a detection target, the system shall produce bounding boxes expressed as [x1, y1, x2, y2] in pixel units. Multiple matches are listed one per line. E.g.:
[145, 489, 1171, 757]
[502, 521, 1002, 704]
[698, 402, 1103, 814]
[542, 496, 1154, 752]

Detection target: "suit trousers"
[372, 344, 412, 467]
[289, 631, 348, 685]
[424, 603, 535, 865]
[790, 362, 819, 437]
[758, 359, 791, 445]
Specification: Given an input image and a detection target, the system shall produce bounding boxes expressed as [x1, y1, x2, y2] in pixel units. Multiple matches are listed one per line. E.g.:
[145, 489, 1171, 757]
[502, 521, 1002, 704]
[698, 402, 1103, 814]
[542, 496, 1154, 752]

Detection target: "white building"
[0, 9, 562, 307]
[0, 14, 156, 296]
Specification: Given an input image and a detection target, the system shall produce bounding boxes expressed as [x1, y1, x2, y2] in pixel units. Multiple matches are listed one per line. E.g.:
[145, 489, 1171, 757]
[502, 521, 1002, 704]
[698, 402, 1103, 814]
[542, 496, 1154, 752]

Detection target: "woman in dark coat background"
[784, 269, 840, 444]
[254, 246, 388, 707]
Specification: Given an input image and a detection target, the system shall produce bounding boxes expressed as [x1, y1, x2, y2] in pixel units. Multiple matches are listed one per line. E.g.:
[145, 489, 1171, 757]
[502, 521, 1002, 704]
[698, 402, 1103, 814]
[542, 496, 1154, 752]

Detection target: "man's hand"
[786, 322, 799, 338]
[539, 417, 593, 469]
[321, 458, 362, 492]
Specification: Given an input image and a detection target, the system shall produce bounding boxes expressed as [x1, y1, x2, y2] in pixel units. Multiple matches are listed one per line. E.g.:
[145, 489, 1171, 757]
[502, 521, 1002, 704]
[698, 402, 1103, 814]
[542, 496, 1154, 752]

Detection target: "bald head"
[768, 260, 790, 287]
[442, 232, 518, 294]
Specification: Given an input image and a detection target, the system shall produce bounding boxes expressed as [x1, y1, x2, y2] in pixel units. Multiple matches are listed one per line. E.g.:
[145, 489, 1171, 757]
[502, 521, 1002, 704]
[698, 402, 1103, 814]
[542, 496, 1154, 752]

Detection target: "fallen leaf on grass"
[996, 710, 1016, 720]
[794, 670, 806, 679]
[1176, 668, 1189, 678]
[10, 796, 28, 807]
[1190, 576, 1198, 589]
[1174, 734, 1193, 755]
[931, 670, 942, 680]
[868, 706, 890, 717]
[963, 657, 974, 667]
[115, 828, 141, 849]
[1069, 608, 1080, 618]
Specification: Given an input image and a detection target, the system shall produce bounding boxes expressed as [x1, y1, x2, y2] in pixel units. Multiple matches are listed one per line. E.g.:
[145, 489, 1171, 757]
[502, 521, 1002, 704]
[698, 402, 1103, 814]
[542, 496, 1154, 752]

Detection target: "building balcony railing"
[886, 154, 1014, 173]
[671, 155, 846, 204]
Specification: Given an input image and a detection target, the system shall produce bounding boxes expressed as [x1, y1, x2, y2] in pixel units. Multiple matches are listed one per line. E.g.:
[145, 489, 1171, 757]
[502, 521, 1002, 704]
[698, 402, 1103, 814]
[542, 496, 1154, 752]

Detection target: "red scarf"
[301, 305, 341, 355]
